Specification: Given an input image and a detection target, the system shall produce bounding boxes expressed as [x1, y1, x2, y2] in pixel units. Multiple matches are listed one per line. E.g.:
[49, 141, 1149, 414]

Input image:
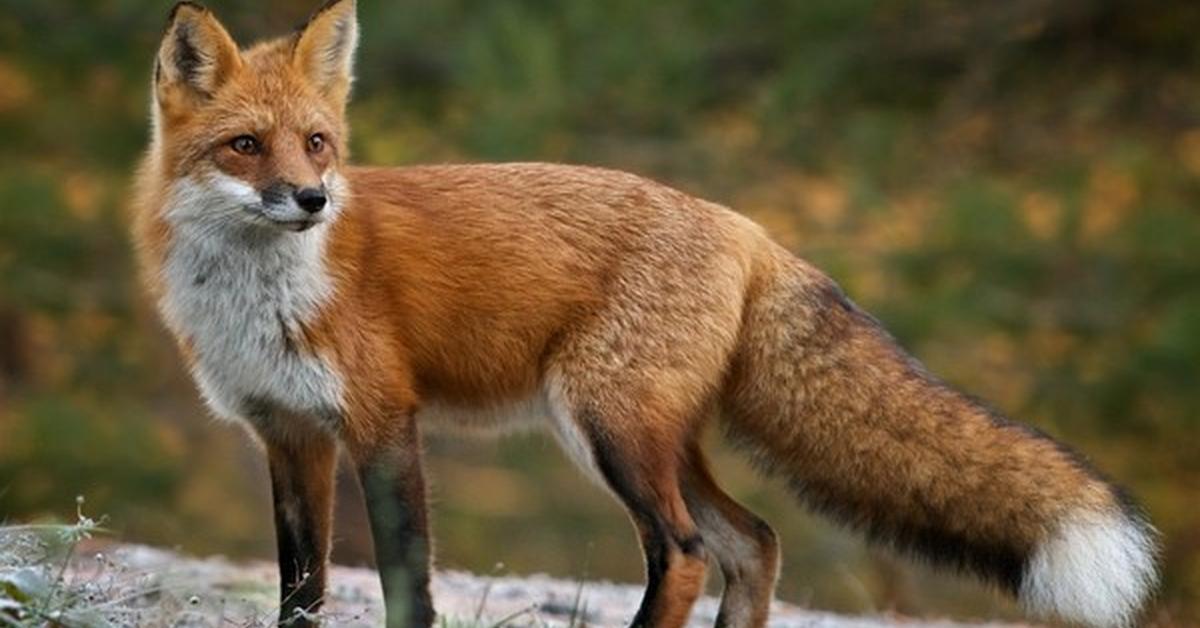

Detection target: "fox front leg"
[263, 431, 338, 627]
[350, 417, 435, 628]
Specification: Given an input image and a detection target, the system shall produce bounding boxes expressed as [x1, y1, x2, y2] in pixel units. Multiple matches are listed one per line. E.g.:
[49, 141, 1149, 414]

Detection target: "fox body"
[134, 2, 1159, 627]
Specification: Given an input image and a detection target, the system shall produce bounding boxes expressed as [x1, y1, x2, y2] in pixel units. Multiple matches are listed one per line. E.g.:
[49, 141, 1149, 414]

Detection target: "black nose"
[294, 187, 327, 213]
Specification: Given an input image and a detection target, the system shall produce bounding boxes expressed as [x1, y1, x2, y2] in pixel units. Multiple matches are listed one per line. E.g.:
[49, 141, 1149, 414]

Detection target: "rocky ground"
[58, 544, 1029, 627]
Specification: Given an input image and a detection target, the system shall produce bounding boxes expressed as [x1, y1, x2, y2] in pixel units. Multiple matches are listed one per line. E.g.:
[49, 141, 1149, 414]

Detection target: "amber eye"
[230, 135, 261, 156]
[307, 133, 326, 153]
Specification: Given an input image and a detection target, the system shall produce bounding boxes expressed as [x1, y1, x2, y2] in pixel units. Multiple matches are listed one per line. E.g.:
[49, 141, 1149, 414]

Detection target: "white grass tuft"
[1020, 509, 1158, 627]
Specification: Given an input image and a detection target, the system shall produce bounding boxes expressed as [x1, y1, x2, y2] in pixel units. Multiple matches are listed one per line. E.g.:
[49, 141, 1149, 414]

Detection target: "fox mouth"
[271, 218, 320, 232]
[244, 206, 323, 232]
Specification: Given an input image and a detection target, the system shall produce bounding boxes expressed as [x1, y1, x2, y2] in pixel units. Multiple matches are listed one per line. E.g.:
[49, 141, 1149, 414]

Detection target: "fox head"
[150, 0, 358, 233]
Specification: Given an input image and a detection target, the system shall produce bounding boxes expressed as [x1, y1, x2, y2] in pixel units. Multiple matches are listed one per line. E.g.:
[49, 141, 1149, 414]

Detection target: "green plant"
[0, 497, 115, 627]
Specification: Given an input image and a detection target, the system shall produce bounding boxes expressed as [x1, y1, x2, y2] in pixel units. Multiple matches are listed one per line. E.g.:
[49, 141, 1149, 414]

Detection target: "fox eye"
[307, 133, 326, 154]
[230, 135, 261, 156]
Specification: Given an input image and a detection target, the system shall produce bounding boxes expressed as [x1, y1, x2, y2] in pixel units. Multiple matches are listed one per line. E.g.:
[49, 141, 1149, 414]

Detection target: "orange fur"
[133, 2, 1158, 627]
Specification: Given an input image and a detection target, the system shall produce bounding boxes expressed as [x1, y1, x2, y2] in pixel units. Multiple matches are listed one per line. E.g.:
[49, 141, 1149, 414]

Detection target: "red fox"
[133, 1, 1159, 626]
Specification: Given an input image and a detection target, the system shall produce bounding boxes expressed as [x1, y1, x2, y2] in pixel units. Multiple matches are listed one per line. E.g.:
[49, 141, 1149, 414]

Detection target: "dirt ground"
[63, 544, 1030, 627]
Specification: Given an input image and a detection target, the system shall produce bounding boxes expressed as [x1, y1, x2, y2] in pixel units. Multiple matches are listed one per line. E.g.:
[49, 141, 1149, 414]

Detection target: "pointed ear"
[292, 0, 359, 107]
[155, 2, 241, 107]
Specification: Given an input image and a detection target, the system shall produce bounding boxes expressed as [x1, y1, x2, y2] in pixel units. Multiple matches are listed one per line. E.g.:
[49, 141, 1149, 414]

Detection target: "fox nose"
[294, 187, 327, 214]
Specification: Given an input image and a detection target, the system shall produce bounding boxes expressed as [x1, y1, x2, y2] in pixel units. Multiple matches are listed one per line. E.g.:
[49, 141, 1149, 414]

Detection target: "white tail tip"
[1020, 510, 1159, 627]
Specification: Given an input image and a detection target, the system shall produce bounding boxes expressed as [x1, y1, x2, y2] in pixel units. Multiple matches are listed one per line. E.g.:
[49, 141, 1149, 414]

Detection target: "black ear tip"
[314, 0, 355, 16]
[293, 0, 356, 36]
[168, 1, 208, 25]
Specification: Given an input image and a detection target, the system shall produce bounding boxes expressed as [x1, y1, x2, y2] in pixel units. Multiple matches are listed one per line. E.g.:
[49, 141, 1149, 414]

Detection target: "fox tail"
[722, 249, 1159, 627]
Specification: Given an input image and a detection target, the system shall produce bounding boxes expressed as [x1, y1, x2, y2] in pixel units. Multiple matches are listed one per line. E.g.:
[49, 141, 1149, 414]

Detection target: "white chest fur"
[158, 180, 345, 427]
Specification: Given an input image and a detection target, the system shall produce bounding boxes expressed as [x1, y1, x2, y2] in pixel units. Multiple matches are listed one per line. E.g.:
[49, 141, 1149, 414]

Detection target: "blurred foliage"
[0, 0, 1197, 623]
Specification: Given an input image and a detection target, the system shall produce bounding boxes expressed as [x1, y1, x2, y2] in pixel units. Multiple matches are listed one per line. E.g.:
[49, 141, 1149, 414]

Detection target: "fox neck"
[161, 206, 335, 329]
[159, 174, 338, 318]
[156, 176, 344, 425]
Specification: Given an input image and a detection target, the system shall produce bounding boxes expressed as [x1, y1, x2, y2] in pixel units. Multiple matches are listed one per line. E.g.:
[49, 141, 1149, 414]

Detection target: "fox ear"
[155, 2, 241, 107]
[292, 0, 358, 107]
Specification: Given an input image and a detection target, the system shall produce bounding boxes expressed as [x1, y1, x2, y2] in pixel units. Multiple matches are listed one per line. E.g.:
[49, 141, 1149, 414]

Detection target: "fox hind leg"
[588, 424, 709, 627]
[548, 382, 710, 628]
[679, 442, 779, 628]
[544, 241, 749, 626]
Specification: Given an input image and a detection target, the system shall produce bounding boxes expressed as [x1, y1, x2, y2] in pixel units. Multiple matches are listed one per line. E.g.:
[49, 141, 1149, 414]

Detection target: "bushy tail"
[722, 250, 1159, 627]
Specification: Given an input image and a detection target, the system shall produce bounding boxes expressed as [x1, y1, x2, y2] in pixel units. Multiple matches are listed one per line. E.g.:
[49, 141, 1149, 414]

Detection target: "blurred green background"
[0, 0, 1197, 623]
